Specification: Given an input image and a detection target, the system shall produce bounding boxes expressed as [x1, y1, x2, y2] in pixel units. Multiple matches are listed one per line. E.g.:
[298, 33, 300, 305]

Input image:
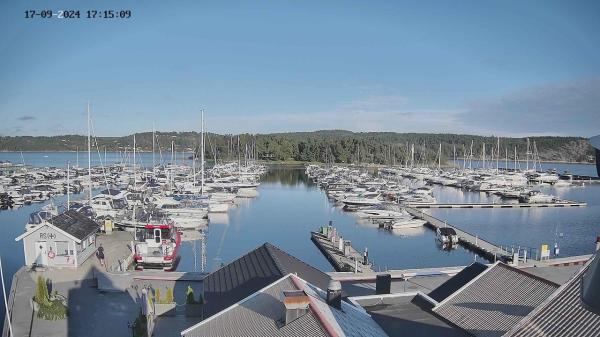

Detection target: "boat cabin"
[15, 210, 100, 268]
[437, 227, 459, 245]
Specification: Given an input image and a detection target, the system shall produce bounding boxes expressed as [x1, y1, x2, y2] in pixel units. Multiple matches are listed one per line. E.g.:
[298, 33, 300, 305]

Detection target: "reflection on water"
[430, 183, 600, 256]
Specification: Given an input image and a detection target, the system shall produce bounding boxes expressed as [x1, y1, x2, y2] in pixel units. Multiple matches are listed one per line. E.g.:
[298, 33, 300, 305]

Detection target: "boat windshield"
[113, 198, 127, 209]
[28, 213, 41, 225]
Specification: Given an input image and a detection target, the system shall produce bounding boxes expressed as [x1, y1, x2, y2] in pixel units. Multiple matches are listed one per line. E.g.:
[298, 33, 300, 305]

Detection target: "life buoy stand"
[48, 250, 56, 259]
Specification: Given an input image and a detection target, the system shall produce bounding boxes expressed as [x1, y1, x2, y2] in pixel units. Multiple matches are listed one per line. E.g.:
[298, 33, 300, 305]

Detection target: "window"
[56, 241, 69, 256]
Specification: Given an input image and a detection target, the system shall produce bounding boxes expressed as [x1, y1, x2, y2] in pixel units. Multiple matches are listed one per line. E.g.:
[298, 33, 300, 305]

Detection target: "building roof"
[202, 242, 331, 318]
[48, 210, 99, 241]
[432, 262, 559, 337]
[504, 254, 600, 337]
[428, 262, 488, 302]
[355, 293, 469, 337]
[182, 274, 388, 337]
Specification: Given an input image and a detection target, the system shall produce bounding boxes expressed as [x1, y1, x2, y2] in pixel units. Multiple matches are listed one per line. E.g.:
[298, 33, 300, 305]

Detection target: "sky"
[0, 0, 599, 137]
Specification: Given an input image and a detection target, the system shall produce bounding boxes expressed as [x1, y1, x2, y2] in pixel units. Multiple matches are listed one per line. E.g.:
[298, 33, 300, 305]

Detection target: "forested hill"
[0, 130, 594, 164]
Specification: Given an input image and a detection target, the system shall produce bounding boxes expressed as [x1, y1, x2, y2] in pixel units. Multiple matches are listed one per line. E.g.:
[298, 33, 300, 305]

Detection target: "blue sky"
[1, 0, 599, 137]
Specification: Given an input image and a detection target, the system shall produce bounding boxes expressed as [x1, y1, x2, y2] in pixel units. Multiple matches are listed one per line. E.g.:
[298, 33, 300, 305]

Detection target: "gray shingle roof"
[504, 255, 600, 337]
[182, 274, 388, 337]
[183, 276, 328, 337]
[48, 210, 99, 241]
[432, 262, 559, 337]
[428, 262, 488, 302]
[202, 242, 330, 318]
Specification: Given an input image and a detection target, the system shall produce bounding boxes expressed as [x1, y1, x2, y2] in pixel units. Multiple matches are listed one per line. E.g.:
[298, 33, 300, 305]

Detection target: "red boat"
[133, 222, 181, 271]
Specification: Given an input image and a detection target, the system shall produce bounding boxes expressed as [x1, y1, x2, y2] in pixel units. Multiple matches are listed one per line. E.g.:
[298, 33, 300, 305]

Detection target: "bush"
[35, 276, 49, 307]
[186, 286, 196, 304]
[164, 287, 174, 304]
[38, 299, 68, 320]
[154, 288, 161, 303]
[34, 276, 67, 320]
[186, 286, 204, 305]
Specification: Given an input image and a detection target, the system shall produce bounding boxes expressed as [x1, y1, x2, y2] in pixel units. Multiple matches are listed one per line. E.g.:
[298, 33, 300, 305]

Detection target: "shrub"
[154, 288, 161, 304]
[186, 286, 196, 304]
[34, 276, 67, 320]
[165, 287, 174, 304]
[35, 276, 49, 307]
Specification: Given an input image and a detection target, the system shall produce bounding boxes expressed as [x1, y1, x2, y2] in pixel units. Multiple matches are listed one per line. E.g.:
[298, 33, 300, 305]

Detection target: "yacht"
[519, 190, 557, 204]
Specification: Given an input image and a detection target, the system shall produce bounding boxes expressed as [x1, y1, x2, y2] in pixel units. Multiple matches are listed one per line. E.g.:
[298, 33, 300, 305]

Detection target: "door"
[34, 241, 47, 265]
[154, 229, 161, 244]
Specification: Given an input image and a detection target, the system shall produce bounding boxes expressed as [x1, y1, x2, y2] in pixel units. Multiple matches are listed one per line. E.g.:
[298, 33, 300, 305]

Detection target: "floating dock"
[311, 227, 374, 273]
[405, 207, 514, 262]
[407, 201, 587, 209]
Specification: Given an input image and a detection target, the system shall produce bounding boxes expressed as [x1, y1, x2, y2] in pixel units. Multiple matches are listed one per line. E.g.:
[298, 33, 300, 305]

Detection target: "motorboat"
[134, 222, 181, 270]
[519, 190, 557, 204]
[24, 203, 59, 231]
[437, 227, 459, 245]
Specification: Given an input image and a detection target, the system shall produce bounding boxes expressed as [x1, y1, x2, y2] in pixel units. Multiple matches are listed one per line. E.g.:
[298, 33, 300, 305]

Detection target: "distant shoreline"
[0, 151, 594, 166]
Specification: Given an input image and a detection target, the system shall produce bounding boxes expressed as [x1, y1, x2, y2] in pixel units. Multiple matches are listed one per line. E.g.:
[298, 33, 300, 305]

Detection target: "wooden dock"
[311, 230, 374, 273]
[405, 207, 514, 262]
[407, 201, 587, 209]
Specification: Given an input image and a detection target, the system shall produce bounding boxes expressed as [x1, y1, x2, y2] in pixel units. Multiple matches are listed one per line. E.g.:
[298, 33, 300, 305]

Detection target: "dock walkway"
[407, 201, 586, 208]
[405, 207, 513, 262]
[311, 230, 374, 273]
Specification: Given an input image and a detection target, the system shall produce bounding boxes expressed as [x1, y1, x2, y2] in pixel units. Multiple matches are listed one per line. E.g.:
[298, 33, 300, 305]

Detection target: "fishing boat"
[133, 222, 181, 270]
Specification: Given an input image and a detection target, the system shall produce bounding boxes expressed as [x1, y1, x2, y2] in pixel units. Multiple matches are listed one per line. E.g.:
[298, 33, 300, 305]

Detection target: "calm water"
[1, 152, 599, 325]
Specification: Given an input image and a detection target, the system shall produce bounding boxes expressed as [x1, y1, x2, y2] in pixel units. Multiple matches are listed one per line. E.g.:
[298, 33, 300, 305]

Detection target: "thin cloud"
[17, 115, 36, 121]
[458, 77, 600, 137]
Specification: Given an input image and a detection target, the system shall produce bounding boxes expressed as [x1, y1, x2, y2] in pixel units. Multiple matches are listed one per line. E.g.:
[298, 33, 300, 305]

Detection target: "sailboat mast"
[152, 123, 156, 178]
[87, 101, 92, 204]
[133, 134, 136, 188]
[201, 109, 205, 195]
[67, 162, 70, 210]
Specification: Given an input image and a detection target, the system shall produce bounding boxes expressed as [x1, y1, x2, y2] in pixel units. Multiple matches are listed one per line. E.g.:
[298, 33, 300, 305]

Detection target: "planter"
[154, 303, 176, 316]
[185, 304, 204, 317]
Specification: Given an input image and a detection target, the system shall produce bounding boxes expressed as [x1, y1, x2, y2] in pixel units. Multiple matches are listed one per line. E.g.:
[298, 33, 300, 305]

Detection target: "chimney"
[376, 274, 391, 295]
[326, 279, 342, 310]
[283, 290, 310, 325]
[582, 253, 600, 312]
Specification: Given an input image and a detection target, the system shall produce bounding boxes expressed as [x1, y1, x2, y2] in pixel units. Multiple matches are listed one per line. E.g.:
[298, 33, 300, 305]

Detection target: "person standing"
[97, 244, 105, 267]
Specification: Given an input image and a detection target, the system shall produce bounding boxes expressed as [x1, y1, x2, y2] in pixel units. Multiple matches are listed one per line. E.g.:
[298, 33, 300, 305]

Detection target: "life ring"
[48, 250, 56, 259]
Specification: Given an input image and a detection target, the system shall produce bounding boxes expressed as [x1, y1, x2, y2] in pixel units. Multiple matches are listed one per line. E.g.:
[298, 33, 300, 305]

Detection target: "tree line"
[0, 130, 594, 164]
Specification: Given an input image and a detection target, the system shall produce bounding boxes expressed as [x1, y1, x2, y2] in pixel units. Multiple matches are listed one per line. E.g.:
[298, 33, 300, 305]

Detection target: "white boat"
[519, 190, 557, 204]
[388, 218, 427, 229]
[24, 203, 59, 231]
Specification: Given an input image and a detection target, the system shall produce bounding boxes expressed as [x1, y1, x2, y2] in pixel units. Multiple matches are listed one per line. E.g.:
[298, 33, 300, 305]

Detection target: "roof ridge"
[264, 242, 323, 276]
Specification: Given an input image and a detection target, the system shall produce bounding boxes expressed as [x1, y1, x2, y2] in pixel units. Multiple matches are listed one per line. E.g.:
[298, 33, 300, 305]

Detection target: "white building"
[15, 210, 99, 268]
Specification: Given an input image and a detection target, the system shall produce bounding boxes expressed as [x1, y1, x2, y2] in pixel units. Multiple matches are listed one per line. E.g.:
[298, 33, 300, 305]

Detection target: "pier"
[407, 201, 587, 208]
[311, 226, 374, 273]
[405, 207, 514, 262]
